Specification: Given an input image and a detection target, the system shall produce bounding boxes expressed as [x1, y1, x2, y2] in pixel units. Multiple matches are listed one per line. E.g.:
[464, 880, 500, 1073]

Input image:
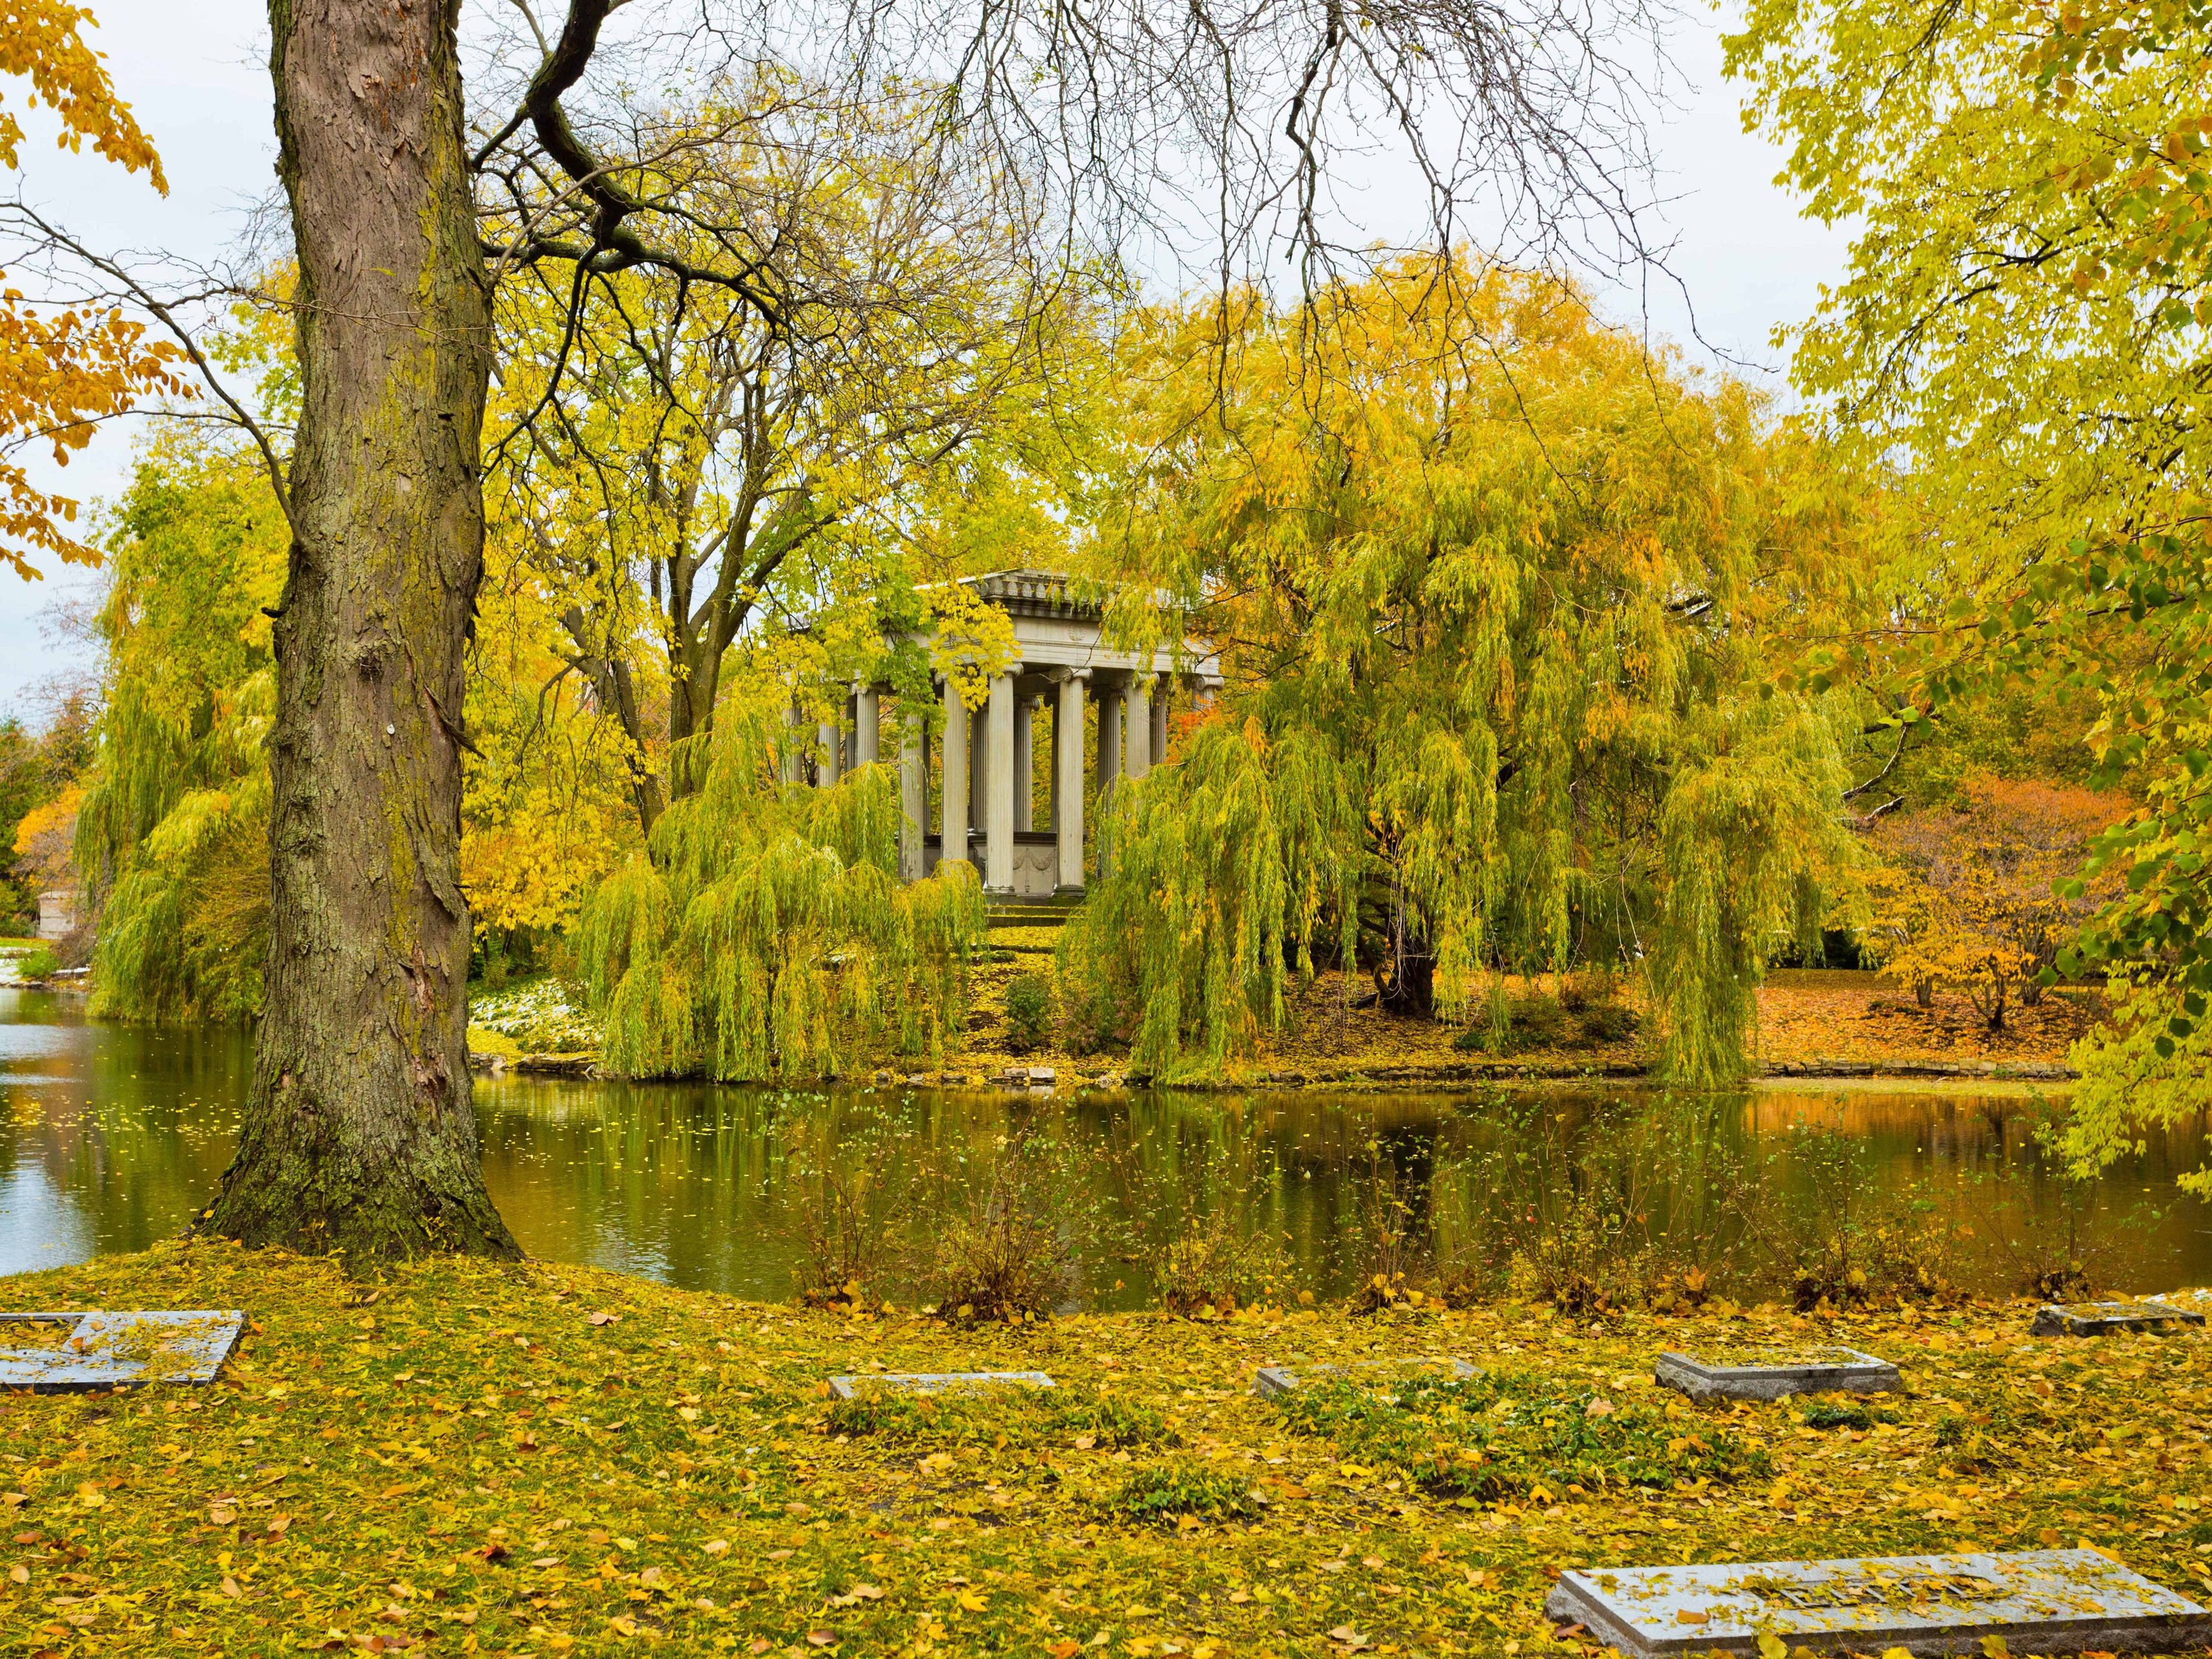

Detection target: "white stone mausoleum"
[799, 571, 1220, 899]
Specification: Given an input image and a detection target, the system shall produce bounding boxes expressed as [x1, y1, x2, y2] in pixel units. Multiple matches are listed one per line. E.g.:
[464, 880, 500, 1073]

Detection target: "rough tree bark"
[202, 0, 518, 1261]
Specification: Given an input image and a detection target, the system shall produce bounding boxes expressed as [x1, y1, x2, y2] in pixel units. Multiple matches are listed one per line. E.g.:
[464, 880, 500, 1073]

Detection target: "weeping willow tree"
[1066, 256, 1867, 1083]
[581, 696, 987, 1081]
[76, 439, 286, 1022]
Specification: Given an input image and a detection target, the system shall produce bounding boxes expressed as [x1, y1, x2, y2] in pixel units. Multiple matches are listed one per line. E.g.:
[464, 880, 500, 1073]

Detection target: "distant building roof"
[960, 570, 1107, 621]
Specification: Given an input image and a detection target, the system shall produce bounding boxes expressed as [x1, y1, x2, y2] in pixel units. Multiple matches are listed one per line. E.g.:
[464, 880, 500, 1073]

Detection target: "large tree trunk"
[203, 0, 517, 1261]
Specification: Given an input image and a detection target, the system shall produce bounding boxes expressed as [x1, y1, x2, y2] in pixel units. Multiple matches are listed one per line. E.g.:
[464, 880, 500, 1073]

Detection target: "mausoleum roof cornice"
[963, 569, 1106, 620]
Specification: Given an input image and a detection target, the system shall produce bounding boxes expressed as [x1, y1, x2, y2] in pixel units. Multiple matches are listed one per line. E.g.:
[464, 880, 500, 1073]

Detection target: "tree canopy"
[1727, 0, 2212, 1189]
[1060, 257, 1871, 1081]
[0, 0, 180, 581]
[20, 0, 2212, 1239]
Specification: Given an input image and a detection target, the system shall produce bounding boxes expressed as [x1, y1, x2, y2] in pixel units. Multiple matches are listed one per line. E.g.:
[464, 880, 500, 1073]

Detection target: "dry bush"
[1149, 1212, 1287, 1318]
[1347, 1141, 1436, 1312]
[1727, 1125, 1961, 1310]
[781, 1107, 916, 1312]
[1435, 1097, 1748, 1315]
[1955, 1100, 2156, 1301]
[1102, 1116, 1294, 1318]
[915, 1117, 1093, 1322]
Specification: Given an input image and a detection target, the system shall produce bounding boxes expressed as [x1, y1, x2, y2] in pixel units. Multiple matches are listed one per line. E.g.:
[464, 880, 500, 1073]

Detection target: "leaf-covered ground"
[6, 1245, 2210, 1657]
[956, 949, 2094, 1091]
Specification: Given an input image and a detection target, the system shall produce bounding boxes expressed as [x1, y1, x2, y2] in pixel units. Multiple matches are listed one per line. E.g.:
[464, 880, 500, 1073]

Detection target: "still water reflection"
[4, 985, 2207, 1304]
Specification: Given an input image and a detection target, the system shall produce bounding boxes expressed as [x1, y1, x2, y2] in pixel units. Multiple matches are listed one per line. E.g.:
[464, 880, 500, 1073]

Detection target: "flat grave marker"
[2031, 1300, 2205, 1337]
[1252, 1357, 1479, 1400]
[2149, 1286, 2212, 1317]
[827, 1370, 1056, 1400]
[1545, 1548, 2212, 1658]
[0, 1310, 246, 1391]
[1654, 1345, 1899, 1403]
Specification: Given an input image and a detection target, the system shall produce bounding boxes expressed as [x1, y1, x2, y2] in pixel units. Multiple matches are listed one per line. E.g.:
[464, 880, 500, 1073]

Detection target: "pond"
[3, 984, 2208, 1307]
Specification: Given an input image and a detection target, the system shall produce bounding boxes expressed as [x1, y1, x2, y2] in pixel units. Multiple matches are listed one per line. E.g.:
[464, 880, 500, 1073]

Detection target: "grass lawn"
[3, 1244, 2208, 1657]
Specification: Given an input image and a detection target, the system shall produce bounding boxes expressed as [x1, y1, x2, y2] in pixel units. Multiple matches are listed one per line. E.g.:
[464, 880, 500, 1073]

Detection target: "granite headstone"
[2146, 1287, 2212, 1318]
[2031, 1301, 2205, 1337]
[1654, 1345, 1900, 1402]
[1545, 1548, 2212, 1658]
[0, 1310, 246, 1391]
[1252, 1357, 1480, 1399]
[827, 1370, 1056, 1399]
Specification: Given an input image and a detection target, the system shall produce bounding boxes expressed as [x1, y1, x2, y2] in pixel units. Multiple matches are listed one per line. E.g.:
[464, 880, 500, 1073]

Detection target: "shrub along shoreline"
[460, 961, 2098, 1093]
[4, 1244, 2208, 1657]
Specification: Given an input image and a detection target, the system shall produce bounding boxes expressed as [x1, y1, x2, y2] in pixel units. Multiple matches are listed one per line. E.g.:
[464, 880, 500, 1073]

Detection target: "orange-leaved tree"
[1, 0, 182, 581]
[1865, 777, 2129, 1031]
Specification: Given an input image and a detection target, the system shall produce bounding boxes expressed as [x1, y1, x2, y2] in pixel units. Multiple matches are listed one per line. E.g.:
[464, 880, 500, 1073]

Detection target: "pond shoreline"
[30, 978, 2195, 1304]
[469, 1048, 2081, 1090]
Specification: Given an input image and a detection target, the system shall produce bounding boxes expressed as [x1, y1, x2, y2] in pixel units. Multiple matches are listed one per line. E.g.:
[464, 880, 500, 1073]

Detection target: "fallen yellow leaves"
[3, 1242, 2208, 1659]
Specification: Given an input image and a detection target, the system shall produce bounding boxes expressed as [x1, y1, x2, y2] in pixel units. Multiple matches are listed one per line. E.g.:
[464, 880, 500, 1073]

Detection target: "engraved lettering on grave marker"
[1744, 1570, 2006, 1612]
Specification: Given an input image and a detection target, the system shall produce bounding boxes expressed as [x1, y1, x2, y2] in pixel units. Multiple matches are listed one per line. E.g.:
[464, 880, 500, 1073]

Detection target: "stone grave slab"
[2031, 1300, 2206, 1337]
[2149, 1287, 2212, 1316]
[1544, 1548, 2212, 1658]
[0, 1310, 246, 1391]
[1654, 1345, 1899, 1403]
[1251, 1357, 1479, 1400]
[827, 1370, 1055, 1400]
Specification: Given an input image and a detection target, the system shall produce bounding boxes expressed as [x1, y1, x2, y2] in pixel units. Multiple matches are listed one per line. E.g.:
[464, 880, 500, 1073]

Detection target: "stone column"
[1098, 680, 1124, 804]
[1012, 694, 1034, 832]
[1126, 672, 1152, 781]
[898, 706, 925, 882]
[816, 712, 841, 786]
[1054, 669, 1085, 894]
[984, 672, 1016, 894]
[939, 678, 970, 868]
[780, 700, 801, 785]
[968, 705, 987, 832]
[1150, 677, 1169, 763]
[855, 685, 880, 766]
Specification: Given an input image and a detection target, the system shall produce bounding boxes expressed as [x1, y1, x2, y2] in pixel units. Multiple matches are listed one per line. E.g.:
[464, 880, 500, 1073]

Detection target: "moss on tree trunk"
[203, 0, 517, 1262]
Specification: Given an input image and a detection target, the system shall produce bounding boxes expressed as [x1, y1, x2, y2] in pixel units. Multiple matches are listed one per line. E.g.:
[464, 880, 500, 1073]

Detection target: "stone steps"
[985, 901, 1082, 930]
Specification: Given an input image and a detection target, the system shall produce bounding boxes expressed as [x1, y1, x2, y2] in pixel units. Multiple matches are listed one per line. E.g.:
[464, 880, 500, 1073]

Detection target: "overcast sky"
[0, 0, 1849, 721]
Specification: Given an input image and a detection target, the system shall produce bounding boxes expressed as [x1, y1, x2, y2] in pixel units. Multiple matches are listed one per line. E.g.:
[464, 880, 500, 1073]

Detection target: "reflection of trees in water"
[10, 1005, 2208, 1301]
[0, 1007, 251, 1262]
